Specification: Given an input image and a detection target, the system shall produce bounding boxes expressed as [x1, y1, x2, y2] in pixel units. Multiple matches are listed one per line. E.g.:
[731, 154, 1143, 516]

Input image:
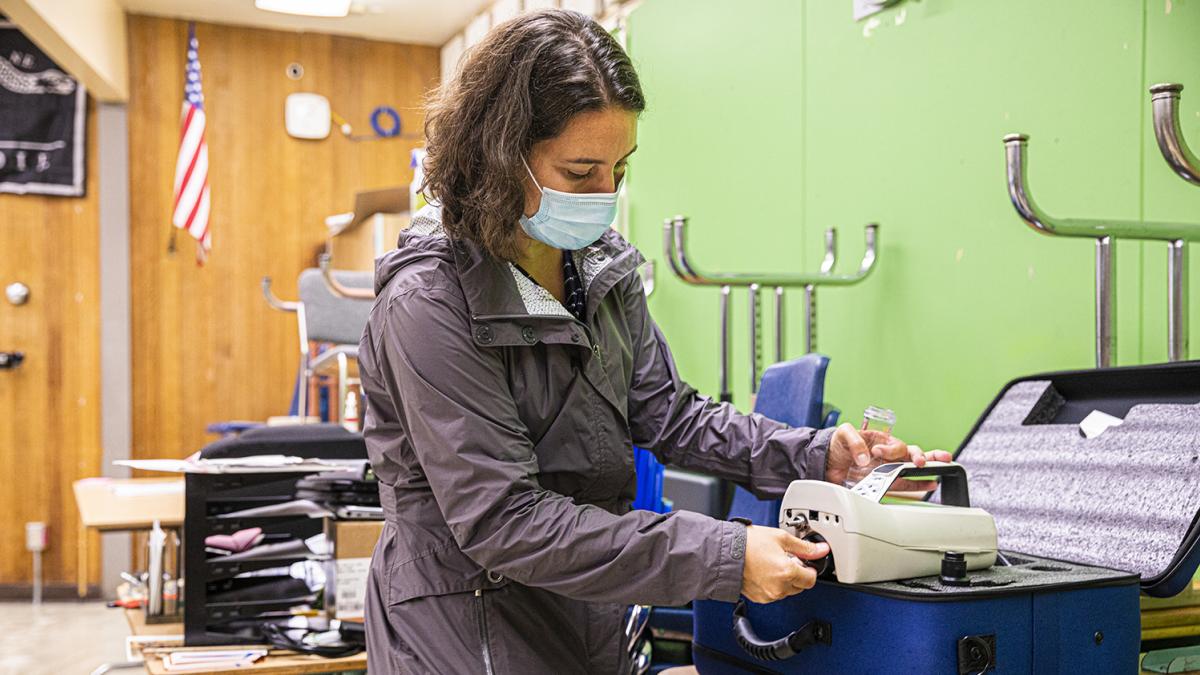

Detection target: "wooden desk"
[73, 477, 185, 597]
[125, 610, 368, 674]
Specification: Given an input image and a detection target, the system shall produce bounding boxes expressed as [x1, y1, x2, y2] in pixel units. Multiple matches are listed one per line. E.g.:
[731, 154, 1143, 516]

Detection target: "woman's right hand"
[739, 525, 830, 604]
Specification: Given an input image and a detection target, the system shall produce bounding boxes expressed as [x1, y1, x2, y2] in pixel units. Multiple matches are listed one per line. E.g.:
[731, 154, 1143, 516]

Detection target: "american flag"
[172, 22, 211, 263]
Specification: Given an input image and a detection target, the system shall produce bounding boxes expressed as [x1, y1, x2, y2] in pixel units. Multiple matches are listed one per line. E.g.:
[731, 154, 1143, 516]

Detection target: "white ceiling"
[117, 0, 494, 46]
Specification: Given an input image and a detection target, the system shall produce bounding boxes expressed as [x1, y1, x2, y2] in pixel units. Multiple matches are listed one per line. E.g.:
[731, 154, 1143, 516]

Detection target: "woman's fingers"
[742, 527, 827, 603]
[835, 423, 872, 467]
[887, 450, 959, 493]
[782, 534, 830, 561]
[871, 437, 910, 462]
[788, 561, 819, 591]
[888, 478, 940, 493]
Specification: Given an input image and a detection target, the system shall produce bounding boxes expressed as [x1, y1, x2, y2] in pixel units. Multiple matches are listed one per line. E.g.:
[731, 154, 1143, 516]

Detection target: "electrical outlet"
[25, 522, 46, 552]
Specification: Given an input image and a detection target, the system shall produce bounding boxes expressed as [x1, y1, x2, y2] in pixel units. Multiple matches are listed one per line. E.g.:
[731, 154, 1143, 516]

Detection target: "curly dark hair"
[421, 9, 645, 262]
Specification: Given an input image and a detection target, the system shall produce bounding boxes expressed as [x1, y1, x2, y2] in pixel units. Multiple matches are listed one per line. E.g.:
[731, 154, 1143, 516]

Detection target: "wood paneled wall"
[126, 15, 438, 460]
[0, 99, 101, 587]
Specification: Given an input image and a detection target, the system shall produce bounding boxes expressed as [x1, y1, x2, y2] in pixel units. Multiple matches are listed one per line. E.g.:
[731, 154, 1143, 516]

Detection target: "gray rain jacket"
[359, 205, 833, 674]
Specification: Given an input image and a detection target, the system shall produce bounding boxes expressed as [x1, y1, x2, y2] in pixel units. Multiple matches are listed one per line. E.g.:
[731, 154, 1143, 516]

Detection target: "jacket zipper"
[475, 589, 495, 675]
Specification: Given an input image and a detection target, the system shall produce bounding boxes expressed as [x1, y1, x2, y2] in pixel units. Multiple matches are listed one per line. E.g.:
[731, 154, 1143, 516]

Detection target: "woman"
[359, 9, 948, 673]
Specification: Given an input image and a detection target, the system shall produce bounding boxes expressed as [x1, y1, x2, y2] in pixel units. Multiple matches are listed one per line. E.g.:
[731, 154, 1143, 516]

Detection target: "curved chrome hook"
[318, 254, 375, 300]
[664, 215, 704, 284]
[262, 276, 300, 312]
[820, 229, 837, 275]
[857, 225, 878, 277]
[1006, 134, 1126, 367]
[662, 217, 692, 283]
[1150, 83, 1200, 186]
[666, 216, 879, 287]
[1003, 133, 1057, 237]
[1005, 133, 1200, 241]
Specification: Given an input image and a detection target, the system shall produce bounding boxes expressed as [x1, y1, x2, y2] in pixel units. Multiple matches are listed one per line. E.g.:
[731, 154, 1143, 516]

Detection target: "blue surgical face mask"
[519, 158, 619, 250]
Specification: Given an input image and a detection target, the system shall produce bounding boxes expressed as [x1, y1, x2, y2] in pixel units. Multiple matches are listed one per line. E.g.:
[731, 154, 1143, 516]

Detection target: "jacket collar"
[453, 228, 645, 322]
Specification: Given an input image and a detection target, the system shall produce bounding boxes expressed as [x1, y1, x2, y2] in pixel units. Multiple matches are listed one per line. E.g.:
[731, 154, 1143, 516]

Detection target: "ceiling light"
[254, 0, 352, 18]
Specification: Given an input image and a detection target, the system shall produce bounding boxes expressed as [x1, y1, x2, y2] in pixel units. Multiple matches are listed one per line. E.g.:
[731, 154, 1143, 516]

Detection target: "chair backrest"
[727, 353, 834, 526]
[297, 268, 374, 345]
[754, 354, 830, 429]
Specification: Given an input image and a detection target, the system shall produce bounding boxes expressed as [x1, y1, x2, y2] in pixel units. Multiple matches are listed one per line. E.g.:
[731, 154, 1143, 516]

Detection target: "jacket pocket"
[387, 537, 509, 606]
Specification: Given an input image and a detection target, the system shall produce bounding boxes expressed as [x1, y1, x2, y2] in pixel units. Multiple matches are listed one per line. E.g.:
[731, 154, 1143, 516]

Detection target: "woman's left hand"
[824, 423, 952, 490]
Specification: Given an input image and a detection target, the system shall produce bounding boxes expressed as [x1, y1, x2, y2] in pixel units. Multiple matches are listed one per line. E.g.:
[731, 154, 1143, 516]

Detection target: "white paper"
[203, 454, 302, 467]
[219, 499, 333, 519]
[114, 459, 194, 473]
[1080, 410, 1124, 439]
[115, 457, 361, 474]
[161, 649, 267, 671]
[333, 557, 372, 619]
[306, 532, 331, 556]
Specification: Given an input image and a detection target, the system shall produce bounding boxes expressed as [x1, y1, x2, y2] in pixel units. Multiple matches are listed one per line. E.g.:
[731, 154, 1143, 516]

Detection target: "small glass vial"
[861, 406, 896, 436]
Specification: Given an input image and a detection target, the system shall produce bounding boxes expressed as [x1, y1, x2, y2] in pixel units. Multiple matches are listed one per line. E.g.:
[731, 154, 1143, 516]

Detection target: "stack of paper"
[115, 456, 365, 474]
[160, 649, 268, 671]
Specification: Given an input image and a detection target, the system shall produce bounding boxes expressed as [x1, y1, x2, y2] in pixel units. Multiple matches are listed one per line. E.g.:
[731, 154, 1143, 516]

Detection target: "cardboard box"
[323, 519, 384, 620]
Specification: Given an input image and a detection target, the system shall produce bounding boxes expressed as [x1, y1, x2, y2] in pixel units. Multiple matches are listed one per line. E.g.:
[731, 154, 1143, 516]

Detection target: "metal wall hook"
[1150, 84, 1198, 362]
[820, 228, 837, 275]
[1150, 83, 1200, 186]
[665, 215, 879, 287]
[802, 227, 842, 354]
[662, 215, 882, 402]
[1004, 134, 1198, 241]
[1004, 132, 1200, 366]
[318, 253, 375, 300]
[664, 216, 701, 284]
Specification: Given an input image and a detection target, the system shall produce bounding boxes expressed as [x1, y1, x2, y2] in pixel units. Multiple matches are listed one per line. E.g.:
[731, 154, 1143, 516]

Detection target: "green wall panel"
[627, 0, 1193, 452]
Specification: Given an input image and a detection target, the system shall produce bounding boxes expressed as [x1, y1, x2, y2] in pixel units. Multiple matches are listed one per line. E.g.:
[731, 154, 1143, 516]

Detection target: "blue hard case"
[693, 360, 1200, 674]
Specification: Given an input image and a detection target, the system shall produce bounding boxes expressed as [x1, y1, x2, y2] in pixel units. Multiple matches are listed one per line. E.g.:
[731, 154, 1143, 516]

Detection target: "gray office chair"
[262, 267, 373, 424]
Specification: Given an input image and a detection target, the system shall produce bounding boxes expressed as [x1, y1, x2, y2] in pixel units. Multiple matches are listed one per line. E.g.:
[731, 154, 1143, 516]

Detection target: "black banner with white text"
[0, 20, 86, 196]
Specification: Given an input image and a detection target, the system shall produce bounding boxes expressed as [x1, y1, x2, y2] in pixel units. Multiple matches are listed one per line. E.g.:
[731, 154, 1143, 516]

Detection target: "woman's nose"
[589, 171, 619, 193]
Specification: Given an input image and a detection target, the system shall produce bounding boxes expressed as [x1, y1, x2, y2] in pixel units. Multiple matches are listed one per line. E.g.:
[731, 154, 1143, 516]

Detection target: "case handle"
[852, 461, 972, 507]
[891, 462, 971, 507]
[732, 599, 831, 662]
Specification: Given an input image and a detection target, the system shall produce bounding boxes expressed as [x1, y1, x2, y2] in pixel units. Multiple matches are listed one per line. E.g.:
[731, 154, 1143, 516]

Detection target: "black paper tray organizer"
[952, 360, 1200, 599]
[183, 425, 368, 645]
[183, 471, 327, 646]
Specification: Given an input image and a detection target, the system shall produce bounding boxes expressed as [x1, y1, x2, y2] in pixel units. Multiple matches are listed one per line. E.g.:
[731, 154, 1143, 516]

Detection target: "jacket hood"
[374, 204, 456, 295]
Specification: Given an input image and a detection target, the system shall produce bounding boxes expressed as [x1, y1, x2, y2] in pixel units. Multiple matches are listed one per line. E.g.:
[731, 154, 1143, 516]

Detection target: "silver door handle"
[0, 352, 24, 369]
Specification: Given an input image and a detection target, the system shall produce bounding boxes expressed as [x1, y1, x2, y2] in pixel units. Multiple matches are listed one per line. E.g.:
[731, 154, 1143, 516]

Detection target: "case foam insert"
[866, 551, 1133, 597]
[960, 380, 1200, 581]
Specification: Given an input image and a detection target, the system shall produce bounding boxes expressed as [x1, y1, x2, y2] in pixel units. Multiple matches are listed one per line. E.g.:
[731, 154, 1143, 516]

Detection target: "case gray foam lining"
[960, 380, 1200, 580]
[865, 551, 1133, 596]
